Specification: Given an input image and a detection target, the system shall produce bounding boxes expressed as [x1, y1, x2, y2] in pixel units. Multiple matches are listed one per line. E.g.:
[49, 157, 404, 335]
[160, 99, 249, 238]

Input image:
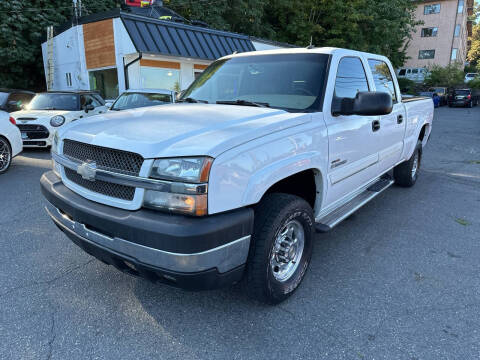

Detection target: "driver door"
[323, 56, 381, 207]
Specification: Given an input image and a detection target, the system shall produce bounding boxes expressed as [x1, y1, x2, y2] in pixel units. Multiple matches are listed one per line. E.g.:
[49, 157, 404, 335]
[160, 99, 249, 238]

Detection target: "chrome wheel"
[0, 138, 11, 173]
[411, 152, 419, 180]
[270, 219, 305, 282]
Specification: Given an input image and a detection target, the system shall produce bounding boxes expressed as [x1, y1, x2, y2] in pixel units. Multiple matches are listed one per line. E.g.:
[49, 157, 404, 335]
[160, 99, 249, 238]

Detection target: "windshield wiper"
[216, 100, 270, 108]
[178, 97, 208, 104]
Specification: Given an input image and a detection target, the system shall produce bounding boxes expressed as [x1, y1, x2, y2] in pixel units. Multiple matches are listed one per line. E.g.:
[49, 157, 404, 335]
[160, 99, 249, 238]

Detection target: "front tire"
[245, 193, 314, 304]
[0, 137, 12, 174]
[394, 141, 422, 187]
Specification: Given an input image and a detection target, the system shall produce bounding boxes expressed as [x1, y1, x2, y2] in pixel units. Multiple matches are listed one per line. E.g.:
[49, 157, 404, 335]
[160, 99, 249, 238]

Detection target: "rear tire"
[394, 141, 422, 187]
[245, 193, 314, 304]
[0, 137, 12, 174]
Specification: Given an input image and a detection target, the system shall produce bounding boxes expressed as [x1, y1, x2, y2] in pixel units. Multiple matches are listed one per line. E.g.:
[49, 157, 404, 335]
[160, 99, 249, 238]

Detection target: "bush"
[469, 78, 480, 90]
[397, 78, 417, 94]
[423, 63, 465, 88]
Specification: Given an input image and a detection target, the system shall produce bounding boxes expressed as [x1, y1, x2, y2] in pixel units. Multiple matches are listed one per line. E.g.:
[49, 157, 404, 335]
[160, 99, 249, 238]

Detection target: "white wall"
[113, 18, 137, 93]
[42, 25, 89, 91]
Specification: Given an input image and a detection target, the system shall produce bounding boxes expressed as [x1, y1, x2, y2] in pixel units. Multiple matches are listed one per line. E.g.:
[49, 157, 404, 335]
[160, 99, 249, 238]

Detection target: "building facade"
[402, 0, 474, 69]
[42, 10, 287, 100]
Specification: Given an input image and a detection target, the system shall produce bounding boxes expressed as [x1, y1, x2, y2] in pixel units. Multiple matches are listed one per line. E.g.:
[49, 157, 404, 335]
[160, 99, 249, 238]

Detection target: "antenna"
[306, 36, 315, 49]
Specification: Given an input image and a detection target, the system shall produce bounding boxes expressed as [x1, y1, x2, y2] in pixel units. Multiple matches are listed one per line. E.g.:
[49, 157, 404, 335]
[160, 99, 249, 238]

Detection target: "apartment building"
[403, 0, 474, 69]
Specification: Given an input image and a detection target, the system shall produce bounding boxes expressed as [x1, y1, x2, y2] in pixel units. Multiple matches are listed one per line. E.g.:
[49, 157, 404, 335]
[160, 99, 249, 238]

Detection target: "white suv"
[465, 73, 479, 83]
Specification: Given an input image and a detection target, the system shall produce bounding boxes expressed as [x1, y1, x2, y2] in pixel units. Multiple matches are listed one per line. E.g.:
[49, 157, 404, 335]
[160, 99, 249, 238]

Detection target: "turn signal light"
[9, 117, 15, 125]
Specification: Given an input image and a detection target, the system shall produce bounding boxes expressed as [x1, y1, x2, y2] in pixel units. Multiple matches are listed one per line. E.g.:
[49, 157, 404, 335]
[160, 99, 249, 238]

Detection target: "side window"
[81, 95, 101, 108]
[334, 57, 369, 100]
[368, 59, 397, 103]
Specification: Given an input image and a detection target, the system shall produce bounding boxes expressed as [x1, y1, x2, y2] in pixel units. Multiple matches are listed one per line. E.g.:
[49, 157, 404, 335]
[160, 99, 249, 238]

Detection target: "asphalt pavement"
[1, 106, 479, 360]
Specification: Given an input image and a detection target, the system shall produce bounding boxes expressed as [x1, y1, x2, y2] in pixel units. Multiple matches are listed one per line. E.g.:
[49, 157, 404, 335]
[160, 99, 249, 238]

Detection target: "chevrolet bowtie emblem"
[77, 161, 97, 181]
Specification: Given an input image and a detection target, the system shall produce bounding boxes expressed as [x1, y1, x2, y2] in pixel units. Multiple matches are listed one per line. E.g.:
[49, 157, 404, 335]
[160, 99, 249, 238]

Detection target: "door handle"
[397, 114, 404, 124]
[372, 120, 381, 132]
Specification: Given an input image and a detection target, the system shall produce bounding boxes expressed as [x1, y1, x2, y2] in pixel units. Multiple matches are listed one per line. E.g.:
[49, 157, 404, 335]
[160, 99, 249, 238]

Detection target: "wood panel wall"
[139, 59, 181, 69]
[83, 19, 116, 70]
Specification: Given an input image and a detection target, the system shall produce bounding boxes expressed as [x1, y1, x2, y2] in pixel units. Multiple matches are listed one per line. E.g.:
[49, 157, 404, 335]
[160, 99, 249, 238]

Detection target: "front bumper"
[41, 171, 254, 290]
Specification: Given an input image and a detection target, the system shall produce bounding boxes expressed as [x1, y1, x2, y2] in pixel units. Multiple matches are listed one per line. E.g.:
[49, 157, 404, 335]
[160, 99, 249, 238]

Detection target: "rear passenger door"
[367, 59, 406, 172]
[323, 56, 381, 207]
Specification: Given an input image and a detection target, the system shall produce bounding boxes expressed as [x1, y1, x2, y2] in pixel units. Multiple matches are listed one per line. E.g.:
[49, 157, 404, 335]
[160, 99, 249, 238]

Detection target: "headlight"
[151, 157, 213, 183]
[144, 191, 207, 216]
[145, 157, 213, 216]
[50, 115, 65, 127]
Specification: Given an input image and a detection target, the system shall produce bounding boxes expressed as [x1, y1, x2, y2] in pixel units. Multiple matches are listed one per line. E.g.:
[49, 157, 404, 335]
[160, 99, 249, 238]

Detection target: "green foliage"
[0, 0, 420, 90]
[423, 63, 465, 88]
[469, 78, 480, 90]
[467, 24, 480, 70]
[0, 0, 117, 90]
[397, 78, 417, 94]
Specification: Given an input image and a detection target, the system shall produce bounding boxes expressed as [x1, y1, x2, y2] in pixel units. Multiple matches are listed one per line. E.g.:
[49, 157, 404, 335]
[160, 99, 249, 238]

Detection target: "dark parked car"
[448, 89, 480, 108]
[0, 89, 35, 113]
[419, 91, 440, 108]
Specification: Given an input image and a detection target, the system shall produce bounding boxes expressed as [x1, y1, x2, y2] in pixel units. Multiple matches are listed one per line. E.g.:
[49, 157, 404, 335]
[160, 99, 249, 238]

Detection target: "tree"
[467, 24, 480, 71]
[0, 0, 117, 90]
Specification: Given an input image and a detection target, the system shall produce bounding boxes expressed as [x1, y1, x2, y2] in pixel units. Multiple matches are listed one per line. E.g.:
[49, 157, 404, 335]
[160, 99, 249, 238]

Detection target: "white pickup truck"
[41, 48, 433, 304]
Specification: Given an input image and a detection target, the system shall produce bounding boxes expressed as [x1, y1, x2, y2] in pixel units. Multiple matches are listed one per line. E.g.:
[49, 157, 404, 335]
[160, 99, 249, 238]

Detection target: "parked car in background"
[11, 91, 107, 148]
[0, 111, 22, 174]
[465, 73, 479, 83]
[428, 87, 447, 106]
[109, 89, 175, 111]
[448, 88, 480, 108]
[397, 67, 429, 83]
[419, 91, 440, 108]
[42, 47, 433, 304]
[0, 89, 35, 113]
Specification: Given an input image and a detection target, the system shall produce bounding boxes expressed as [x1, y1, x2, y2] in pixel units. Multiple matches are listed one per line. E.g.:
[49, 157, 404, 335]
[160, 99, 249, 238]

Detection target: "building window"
[89, 68, 119, 100]
[419, 50, 435, 59]
[66, 73, 72, 87]
[454, 24, 461, 37]
[451, 48, 458, 61]
[458, 0, 464, 13]
[421, 27, 438, 37]
[424, 4, 441, 14]
[141, 67, 181, 92]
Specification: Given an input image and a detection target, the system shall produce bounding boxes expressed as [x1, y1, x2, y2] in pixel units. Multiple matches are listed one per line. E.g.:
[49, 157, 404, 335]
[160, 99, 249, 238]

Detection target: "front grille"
[17, 124, 49, 139]
[63, 139, 143, 176]
[64, 168, 136, 201]
[62, 139, 144, 201]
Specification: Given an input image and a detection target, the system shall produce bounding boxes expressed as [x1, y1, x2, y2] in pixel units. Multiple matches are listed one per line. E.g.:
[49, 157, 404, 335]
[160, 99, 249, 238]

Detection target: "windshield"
[28, 94, 79, 111]
[111, 92, 173, 111]
[0, 92, 8, 105]
[454, 90, 470, 95]
[181, 54, 329, 112]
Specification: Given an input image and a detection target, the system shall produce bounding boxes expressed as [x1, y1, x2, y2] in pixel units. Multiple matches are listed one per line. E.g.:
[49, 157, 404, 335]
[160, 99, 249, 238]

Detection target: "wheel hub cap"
[270, 220, 305, 282]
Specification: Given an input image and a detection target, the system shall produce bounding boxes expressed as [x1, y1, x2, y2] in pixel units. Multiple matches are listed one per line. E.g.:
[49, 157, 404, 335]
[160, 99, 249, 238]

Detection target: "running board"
[315, 178, 394, 233]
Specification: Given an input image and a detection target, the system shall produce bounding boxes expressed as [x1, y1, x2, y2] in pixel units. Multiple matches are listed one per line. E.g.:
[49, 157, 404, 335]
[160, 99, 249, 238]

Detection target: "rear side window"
[368, 60, 397, 103]
[334, 57, 369, 100]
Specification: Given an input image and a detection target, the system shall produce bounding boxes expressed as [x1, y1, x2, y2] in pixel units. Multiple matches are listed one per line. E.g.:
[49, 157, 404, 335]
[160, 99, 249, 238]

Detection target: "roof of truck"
[219, 47, 389, 61]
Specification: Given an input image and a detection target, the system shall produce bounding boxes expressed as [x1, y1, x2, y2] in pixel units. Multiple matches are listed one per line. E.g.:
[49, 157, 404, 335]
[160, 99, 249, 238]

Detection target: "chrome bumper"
[45, 201, 251, 274]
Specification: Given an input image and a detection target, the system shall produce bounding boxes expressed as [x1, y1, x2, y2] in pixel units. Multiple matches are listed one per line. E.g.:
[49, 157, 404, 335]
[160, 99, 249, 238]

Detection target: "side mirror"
[105, 102, 113, 109]
[333, 92, 393, 117]
[84, 104, 95, 112]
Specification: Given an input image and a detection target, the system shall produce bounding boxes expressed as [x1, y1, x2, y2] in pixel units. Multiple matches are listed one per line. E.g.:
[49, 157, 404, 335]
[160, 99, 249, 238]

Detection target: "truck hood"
[59, 104, 311, 158]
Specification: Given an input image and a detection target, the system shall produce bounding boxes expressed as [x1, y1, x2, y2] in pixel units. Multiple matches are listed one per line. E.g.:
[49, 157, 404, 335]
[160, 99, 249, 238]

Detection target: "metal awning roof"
[120, 13, 255, 60]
